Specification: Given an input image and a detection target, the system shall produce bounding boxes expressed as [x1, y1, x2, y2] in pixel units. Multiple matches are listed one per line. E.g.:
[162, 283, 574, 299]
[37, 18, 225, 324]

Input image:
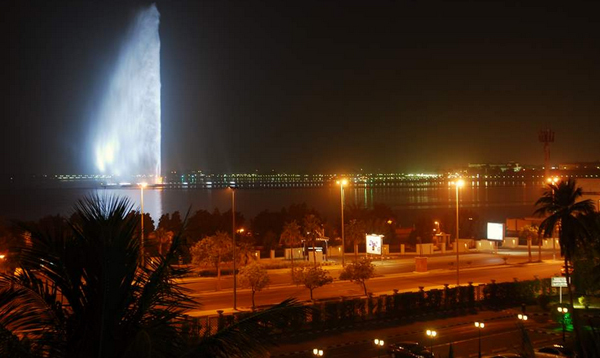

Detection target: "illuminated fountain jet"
[94, 4, 161, 183]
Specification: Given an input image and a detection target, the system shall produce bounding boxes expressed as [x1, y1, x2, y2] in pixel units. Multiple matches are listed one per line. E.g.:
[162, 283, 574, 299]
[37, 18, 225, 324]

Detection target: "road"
[183, 251, 562, 315]
[268, 308, 564, 357]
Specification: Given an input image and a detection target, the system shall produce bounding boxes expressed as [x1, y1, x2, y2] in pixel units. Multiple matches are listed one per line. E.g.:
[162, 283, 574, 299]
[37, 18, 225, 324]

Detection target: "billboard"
[366, 234, 383, 255]
[487, 222, 504, 241]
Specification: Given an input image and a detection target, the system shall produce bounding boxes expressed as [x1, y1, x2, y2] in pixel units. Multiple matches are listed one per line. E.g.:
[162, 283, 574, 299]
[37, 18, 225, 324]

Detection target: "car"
[387, 341, 434, 358]
[536, 344, 576, 357]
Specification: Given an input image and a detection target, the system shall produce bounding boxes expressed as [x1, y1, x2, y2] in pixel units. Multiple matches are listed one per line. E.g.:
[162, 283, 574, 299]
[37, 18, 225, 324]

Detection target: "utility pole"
[538, 128, 555, 180]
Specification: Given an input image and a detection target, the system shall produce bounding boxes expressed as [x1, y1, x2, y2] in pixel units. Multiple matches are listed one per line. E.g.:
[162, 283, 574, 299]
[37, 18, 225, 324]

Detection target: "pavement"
[183, 250, 563, 316]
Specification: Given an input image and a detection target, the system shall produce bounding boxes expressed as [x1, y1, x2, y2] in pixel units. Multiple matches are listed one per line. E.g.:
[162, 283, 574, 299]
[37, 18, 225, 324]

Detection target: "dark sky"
[3, 0, 600, 175]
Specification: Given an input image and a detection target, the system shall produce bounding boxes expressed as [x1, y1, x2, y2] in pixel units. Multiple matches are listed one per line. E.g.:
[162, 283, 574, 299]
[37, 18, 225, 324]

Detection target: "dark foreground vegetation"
[1, 179, 600, 357]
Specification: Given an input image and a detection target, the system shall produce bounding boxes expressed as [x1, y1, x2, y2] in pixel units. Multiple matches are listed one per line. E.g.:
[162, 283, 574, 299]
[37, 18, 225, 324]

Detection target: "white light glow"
[93, 4, 161, 181]
[487, 223, 504, 241]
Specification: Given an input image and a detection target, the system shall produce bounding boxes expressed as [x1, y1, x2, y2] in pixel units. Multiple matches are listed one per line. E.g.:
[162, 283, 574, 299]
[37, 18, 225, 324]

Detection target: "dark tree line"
[0, 195, 308, 358]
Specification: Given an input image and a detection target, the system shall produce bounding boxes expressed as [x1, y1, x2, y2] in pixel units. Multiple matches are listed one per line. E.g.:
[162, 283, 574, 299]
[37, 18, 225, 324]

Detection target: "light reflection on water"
[0, 184, 545, 226]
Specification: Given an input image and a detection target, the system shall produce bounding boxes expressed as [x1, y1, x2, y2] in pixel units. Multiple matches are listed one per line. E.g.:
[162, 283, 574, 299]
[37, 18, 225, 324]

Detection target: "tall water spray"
[94, 4, 161, 181]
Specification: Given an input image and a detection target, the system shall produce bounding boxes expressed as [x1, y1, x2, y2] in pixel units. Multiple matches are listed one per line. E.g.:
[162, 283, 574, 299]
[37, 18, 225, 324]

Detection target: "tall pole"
[539, 128, 555, 181]
[550, 178, 559, 261]
[478, 327, 482, 358]
[455, 183, 460, 286]
[475, 322, 484, 358]
[140, 183, 146, 266]
[231, 187, 237, 310]
[340, 180, 346, 267]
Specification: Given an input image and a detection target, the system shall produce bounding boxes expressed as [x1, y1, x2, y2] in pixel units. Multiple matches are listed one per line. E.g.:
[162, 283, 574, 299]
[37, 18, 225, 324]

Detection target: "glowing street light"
[557, 306, 568, 342]
[474, 321, 484, 358]
[426, 329, 437, 352]
[374, 338, 385, 358]
[229, 185, 237, 310]
[336, 179, 348, 266]
[517, 314, 528, 321]
[312, 348, 324, 356]
[452, 179, 465, 286]
[139, 182, 148, 266]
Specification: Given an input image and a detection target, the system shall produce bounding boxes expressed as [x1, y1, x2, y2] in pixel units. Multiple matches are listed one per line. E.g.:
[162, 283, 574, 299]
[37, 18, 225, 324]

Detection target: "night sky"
[3, 0, 600, 175]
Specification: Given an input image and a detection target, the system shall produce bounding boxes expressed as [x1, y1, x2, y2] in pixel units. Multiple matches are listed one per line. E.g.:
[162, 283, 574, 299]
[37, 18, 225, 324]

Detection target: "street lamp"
[517, 314, 528, 321]
[474, 321, 484, 358]
[453, 179, 465, 286]
[312, 348, 324, 356]
[426, 329, 437, 352]
[229, 185, 237, 310]
[547, 177, 560, 261]
[374, 338, 385, 358]
[557, 306, 568, 342]
[139, 182, 148, 266]
[336, 179, 348, 266]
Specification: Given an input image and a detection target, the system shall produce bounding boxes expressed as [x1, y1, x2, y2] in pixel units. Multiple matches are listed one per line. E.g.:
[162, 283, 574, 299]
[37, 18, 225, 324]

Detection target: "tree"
[236, 234, 256, 267]
[303, 214, 322, 266]
[292, 266, 333, 300]
[534, 179, 595, 355]
[0, 196, 312, 358]
[279, 221, 303, 275]
[339, 259, 375, 296]
[153, 227, 174, 256]
[519, 225, 539, 262]
[158, 211, 183, 233]
[0, 194, 195, 358]
[239, 262, 270, 310]
[190, 231, 233, 291]
[251, 210, 285, 248]
[345, 219, 366, 260]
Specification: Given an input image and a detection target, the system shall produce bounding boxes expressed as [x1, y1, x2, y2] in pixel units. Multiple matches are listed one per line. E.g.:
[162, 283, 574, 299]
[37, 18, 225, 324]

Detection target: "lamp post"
[426, 329, 437, 352]
[229, 185, 237, 310]
[474, 322, 485, 358]
[547, 177, 560, 261]
[453, 179, 465, 286]
[373, 339, 385, 358]
[312, 348, 324, 356]
[336, 179, 348, 266]
[557, 306, 568, 342]
[139, 182, 148, 266]
[517, 313, 528, 322]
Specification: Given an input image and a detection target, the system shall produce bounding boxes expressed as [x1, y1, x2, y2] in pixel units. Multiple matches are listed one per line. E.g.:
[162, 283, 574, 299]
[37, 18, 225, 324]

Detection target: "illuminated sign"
[486, 223, 504, 241]
[366, 234, 383, 255]
[552, 277, 568, 287]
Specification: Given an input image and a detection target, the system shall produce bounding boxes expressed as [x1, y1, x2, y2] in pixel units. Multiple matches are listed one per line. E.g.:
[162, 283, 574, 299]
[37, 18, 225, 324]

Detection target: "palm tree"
[519, 225, 538, 262]
[0, 195, 310, 358]
[534, 179, 595, 354]
[303, 215, 322, 266]
[279, 221, 302, 275]
[345, 219, 366, 261]
[0, 194, 195, 358]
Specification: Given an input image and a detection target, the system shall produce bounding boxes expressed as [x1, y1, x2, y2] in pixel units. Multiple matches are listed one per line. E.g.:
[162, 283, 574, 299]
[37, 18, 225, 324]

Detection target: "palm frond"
[0, 276, 66, 357]
[182, 298, 311, 358]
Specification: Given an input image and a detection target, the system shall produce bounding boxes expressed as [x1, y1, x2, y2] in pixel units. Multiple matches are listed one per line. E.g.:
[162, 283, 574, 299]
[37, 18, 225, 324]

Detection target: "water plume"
[93, 4, 161, 182]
